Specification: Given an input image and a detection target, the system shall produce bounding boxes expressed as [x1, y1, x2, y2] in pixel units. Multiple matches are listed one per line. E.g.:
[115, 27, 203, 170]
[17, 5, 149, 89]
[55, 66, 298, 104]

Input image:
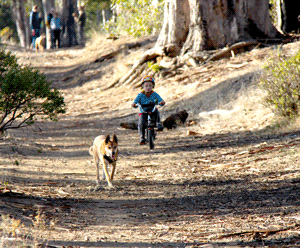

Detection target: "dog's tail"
[89, 146, 94, 156]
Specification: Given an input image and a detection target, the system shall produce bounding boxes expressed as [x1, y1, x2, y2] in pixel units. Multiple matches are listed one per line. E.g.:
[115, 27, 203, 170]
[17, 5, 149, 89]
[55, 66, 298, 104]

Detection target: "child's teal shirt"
[133, 91, 164, 113]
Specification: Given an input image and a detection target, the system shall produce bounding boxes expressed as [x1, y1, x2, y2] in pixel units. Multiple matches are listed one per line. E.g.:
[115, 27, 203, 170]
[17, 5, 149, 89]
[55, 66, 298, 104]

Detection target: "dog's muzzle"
[104, 154, 116, 164]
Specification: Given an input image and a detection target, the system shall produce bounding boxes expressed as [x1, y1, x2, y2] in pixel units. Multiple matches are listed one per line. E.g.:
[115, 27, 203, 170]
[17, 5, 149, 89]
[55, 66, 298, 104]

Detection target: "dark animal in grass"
[120, 122, 138, 130]
[163, 110, 188, 130]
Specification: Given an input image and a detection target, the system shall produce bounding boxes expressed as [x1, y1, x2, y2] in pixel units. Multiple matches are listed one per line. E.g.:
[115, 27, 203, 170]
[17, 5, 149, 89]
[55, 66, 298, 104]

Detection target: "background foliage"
[82, 0, 110, 33]
[109, 0, 164, 37]
[0, 4, 18, 42]
[261, 50, 300, 119]
[0, 49, 66, 134]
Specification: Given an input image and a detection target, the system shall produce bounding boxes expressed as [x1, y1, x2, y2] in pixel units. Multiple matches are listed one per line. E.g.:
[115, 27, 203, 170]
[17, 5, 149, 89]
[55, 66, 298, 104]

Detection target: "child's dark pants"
[138, 109, 161, 141]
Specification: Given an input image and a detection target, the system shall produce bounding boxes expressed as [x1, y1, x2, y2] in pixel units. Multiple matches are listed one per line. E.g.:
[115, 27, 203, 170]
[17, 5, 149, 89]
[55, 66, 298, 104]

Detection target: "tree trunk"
[156, 0, 190, 57]
[157, 0, 281, 56]
[117, 0, 284, 88]
[11, 0, 30, 48]
[61, 0, 78, 47]
[42, 0, 55, 49]
[277, 0, 300, 33]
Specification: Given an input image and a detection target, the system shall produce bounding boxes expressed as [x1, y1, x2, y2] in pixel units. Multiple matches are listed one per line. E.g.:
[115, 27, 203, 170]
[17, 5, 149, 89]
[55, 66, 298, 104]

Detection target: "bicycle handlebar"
[137, 103, 156, 114]
[140, 103, 155, 108]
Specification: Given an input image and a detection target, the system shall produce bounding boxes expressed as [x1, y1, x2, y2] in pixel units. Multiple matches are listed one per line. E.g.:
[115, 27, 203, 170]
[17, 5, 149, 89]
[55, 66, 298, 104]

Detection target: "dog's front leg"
[102, 160, 114, 188]
[110, 162, 116, 181]
[95, 157, 101, 185]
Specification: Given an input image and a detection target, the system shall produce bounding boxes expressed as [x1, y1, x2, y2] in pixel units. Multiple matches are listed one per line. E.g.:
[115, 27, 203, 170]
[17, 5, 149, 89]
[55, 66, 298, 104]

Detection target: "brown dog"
[89, 134, 118, 189]
[163, 110, 188, 130]
[35, 34, 46, 52]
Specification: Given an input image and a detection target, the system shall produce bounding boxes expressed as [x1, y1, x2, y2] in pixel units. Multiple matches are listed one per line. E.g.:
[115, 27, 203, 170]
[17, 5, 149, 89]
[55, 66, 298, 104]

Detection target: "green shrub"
[147, 61, 164, 72]
[0, 49, 66, 134]
[261, 50, 300, 118]
[109, 0, 164, 37]
[0, 27, 13, 41]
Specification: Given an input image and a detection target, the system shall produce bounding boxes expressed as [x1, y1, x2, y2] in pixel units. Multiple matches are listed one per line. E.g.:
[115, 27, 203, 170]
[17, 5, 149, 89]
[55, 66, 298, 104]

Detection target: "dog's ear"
[105, 134, 110, 144]
[112, 134, 118, 143]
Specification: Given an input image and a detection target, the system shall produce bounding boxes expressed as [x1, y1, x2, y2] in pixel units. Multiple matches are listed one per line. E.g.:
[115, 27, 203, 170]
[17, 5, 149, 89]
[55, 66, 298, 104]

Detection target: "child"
[132, 75, 165, 145]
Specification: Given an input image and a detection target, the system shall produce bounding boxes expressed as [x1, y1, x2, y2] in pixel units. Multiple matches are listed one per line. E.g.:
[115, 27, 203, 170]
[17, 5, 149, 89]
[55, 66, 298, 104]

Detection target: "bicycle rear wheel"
[148, 128, 155, 149]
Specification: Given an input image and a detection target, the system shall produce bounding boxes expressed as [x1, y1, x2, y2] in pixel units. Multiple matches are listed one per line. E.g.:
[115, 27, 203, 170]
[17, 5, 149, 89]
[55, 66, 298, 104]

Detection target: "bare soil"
[0, 37, 300, 248]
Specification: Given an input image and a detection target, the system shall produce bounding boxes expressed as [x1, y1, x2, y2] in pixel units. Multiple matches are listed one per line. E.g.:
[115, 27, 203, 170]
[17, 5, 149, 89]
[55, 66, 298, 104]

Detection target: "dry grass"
[194, 87, 274, 135]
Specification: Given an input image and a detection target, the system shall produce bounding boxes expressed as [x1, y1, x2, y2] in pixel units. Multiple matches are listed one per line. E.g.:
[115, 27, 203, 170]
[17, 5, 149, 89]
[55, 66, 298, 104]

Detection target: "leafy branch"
[0, 49, 66, 135]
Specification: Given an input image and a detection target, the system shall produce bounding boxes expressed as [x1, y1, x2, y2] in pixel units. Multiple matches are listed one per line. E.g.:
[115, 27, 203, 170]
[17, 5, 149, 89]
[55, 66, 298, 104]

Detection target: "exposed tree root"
[101, 40, 276, 89]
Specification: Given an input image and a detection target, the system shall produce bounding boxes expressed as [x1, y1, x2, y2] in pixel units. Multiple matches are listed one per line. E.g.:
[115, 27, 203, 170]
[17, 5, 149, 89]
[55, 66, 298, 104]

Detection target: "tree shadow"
[161, 70, 262, 116]
[1, 174, 299, 246]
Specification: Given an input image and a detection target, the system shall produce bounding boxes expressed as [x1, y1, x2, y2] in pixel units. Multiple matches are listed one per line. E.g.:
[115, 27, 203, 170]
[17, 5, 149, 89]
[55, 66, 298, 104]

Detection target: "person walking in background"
[74, 5, 86, 46]
[50, 11, 62, 48]
[29, 5, 41, 49]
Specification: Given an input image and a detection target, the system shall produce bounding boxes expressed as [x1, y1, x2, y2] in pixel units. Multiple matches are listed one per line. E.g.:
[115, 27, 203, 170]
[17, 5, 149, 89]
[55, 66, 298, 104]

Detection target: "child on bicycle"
[132, 75, 165, 145]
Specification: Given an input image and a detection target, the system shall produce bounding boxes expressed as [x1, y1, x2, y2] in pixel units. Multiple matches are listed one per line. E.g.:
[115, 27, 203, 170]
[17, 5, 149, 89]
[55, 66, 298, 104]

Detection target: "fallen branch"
[218, 224, 300, 239]
[94, 50, 120, 63]
[205, 40, 259, 63]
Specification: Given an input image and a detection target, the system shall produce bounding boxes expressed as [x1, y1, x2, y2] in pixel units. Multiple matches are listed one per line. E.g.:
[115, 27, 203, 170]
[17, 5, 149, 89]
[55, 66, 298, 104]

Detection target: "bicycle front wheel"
[148, 128, 155, 150]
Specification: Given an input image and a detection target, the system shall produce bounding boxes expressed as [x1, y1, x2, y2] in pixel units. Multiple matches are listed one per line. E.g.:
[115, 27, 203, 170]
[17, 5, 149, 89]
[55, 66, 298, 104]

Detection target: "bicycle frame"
[139, 103, 157, 149]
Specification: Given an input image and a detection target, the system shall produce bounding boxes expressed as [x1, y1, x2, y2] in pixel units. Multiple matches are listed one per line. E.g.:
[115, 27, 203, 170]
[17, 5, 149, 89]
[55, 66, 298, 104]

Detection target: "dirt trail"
[0, 38, 300, 247]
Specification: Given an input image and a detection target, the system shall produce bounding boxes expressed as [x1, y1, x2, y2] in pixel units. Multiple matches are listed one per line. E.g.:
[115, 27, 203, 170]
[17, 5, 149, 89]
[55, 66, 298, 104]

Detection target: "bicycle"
[138, 102, 160, 150]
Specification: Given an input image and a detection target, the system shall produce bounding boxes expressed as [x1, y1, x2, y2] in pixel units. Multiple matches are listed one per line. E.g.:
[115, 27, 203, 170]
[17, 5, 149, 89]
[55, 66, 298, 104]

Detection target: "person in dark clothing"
[50, 11, 62, 48]
[74, 5, 86, 46]
[29, 5, 41, 49]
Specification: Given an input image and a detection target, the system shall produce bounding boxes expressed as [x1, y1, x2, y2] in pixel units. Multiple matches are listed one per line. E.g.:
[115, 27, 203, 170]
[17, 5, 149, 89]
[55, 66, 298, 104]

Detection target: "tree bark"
[61, 0, 78, 47]
[155, 0, 190, 57]
[11, 0, 30, 48]
[42, 0, 55, 49]
[115, 0, 285, 88]
[157, 0, 281, 56]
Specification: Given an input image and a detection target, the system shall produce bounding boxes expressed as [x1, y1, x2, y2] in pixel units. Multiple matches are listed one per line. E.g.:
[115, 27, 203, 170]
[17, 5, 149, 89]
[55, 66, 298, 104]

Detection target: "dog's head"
[178, 110, 188, 123]
[163, 110, 189, 129]
[104, 134, 118, 160]
[163, 116, 176, 130]
[37, 34, 45, 40]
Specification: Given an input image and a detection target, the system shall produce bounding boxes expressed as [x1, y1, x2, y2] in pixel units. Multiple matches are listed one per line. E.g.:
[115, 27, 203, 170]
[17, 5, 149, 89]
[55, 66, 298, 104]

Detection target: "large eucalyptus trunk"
[61, 0, 78, 47]
[42, 0, 55, 49]
[157, 0, 281, 56]
[11, 0, 30, 48]
[156, 0, 190, 57]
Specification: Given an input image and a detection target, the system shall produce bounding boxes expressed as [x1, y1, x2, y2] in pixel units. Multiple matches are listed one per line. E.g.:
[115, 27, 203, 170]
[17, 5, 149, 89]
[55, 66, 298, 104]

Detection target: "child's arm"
[154, 92, 165, 106]
[132, 94, 141, 108]
[160, 100, 165, 106]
